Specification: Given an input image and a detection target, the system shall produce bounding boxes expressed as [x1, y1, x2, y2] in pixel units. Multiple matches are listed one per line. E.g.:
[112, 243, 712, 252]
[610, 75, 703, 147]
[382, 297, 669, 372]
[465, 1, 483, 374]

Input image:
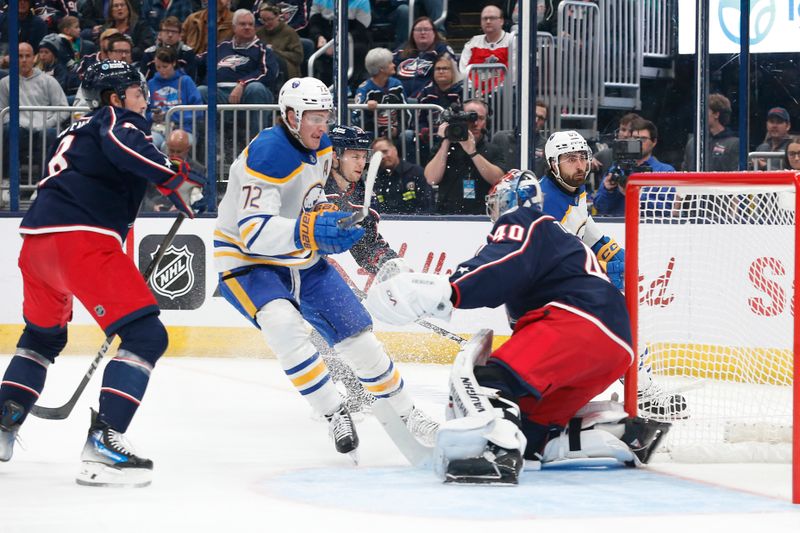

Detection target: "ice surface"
[1, 355, 798, 533]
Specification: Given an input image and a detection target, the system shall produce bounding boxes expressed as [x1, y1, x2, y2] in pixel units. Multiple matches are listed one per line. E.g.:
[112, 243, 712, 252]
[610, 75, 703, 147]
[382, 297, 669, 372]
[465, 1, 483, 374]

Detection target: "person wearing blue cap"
[754, 106, 792, 169]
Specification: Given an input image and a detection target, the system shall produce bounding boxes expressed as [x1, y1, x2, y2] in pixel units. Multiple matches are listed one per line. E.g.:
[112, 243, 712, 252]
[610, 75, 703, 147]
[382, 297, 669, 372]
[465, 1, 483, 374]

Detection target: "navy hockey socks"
[99, 351, 154, 432]
[0, 349, 51, 422]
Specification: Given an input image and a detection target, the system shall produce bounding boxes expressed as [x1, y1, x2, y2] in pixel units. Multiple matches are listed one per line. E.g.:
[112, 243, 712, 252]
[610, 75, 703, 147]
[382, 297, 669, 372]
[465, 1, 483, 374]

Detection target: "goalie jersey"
[448, 206, 631, 345]
[19, 106, 179, 243]
[214, 124, 333, 273]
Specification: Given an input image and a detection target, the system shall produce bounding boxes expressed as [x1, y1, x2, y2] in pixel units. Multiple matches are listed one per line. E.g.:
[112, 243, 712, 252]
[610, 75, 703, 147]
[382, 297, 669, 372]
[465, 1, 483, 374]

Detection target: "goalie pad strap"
[568, 418, 582, 452]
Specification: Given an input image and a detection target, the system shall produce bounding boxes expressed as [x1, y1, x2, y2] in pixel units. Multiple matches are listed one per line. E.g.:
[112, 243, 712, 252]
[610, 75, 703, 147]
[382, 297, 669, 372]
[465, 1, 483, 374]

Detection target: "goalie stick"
[337, 151, 382, 228]
[30, 214, 186, 420]
[372, 399, 434, 468]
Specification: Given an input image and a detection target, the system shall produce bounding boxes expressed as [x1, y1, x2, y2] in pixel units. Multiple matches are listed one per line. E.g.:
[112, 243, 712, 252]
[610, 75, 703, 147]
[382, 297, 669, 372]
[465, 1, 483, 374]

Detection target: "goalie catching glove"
[365, 272, 453, 325]
[294, 210, 365, 254]
[156, 159, 205, 218]
[591, 236, 625, 290]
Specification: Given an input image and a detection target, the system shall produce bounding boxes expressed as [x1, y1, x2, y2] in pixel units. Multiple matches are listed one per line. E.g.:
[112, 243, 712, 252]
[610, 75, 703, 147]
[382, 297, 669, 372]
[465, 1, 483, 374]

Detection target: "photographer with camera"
[424, 98, 508, 214]
[593, 118, 675, 216]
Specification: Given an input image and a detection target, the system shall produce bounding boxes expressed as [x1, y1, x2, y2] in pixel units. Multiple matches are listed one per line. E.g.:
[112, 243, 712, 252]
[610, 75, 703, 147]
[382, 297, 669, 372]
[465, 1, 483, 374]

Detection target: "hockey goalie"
[366, 170, 670, 484]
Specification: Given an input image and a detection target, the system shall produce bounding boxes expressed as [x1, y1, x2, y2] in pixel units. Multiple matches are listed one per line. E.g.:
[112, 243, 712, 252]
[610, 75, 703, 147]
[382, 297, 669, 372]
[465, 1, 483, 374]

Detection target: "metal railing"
[537, 32, 557, 138]
[748, 151, 787, 171]
[308, 34, 354, 82]
[0, 106, 90, 203]
[555, 1, 601, 136]
[642, 0, 674, 58]
[462, 64, 513, 137]
[599, 0, 642, 109]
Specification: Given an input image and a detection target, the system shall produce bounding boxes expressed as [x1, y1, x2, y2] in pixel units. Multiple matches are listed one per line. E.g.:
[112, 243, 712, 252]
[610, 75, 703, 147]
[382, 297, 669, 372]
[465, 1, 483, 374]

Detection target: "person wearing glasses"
[424, 97, 508, 214]
[458, 5, 514, 88]
[392, 16, 454, 100]
[593, 118, 675, 217]
[784, 136, 800, 171]
[681, 93, 739, 172]
[138, 16, 198, 81]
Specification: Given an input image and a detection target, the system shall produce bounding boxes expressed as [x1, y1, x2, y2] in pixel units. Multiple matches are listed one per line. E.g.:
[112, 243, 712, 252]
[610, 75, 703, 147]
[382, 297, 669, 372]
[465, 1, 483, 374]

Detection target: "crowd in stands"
[0, 1, 798, 216]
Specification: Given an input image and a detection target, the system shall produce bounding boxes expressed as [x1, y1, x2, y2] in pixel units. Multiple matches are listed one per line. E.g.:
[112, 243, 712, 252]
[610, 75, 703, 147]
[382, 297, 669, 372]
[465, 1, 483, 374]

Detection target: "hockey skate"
[620, 416, 671, 465]
[401, 406, 439, 447]
[445, 444, 523, 485]
[637, 380, 689, 421]
[0, 400, 24, 462]
[76, 409, 153, 488]
[326, 404, 359, 464]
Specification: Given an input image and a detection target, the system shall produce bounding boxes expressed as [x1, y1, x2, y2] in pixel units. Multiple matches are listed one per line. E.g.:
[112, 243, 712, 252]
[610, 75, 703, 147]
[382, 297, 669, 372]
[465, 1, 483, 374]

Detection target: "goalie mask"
[485, 169, 544, 222]
[279, 77, 335, 148]
[82, 60, 149, 111]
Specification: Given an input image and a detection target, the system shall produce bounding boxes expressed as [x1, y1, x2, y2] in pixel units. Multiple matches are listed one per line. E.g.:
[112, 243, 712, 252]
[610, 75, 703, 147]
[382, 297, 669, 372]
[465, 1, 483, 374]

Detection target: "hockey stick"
[338, 151, 383, 228]
[372, 399, 434, 468]
[30, 214, 186, 420]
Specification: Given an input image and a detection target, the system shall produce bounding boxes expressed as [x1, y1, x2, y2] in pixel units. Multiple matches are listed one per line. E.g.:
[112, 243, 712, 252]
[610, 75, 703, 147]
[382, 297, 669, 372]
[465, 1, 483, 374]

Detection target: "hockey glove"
[156, 159, 205, 219]
[294, 210, 365, 254]
[591, 236, 625, 290]
[365, 272, 453, 325]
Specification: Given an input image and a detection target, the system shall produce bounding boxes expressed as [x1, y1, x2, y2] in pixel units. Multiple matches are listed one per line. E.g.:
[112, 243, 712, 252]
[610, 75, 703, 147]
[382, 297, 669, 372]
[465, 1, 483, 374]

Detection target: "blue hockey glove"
[156, 159, 205, 219]
[294, 211, 366, 254]
[591, 236, 625, 290]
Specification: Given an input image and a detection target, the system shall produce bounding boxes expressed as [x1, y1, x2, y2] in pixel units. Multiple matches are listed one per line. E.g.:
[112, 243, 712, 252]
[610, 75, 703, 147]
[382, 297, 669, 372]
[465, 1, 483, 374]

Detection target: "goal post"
[623, 171, 799, 504]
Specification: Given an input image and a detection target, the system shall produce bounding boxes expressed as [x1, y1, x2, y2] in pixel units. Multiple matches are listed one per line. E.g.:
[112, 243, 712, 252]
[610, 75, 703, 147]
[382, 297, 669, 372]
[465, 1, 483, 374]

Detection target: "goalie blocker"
[437, 330, 671, 485]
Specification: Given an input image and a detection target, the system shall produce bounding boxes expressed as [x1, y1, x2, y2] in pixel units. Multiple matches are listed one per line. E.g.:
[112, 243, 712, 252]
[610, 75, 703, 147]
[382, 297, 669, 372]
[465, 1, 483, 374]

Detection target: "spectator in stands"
[753, 107, 793, 170]
[75, 28, 119, 83]
[141, 0, 196, 35]
[373, 0, 445, 49]
[785, 136, 800, 171]
[392, 16, 455, 100]
[256, 2, 303, 79]
[0, 43, 68, 175]
[252, 0, 313, 74]
[198, 9, 279, 104]
[58, 15, 97, 68]
[592, 112, 640, 173]
[593, 118, 675, 216]
[147, 47, 204, 150]
[105, 33, 135, 64]
[372, 136, 433, 214]
[36, 35, 69, 92]
[682, 93, 740, 172]
[35, 0, 80, 33]
[93, 0, 155, 62]
[0, 0, 48, 60]
[424, 98, 508, 214]
[416, 53, 462, 133]
[307, 0, 371, 89]
[492, 99, 548, 177]
[79, 0, 143, 39]
[183, 0, 234, 55]
[458, 4, 514, 89]
[140, 16, 198, 80]
[354, 47, 409, 140]
[142, 128, 207, 212]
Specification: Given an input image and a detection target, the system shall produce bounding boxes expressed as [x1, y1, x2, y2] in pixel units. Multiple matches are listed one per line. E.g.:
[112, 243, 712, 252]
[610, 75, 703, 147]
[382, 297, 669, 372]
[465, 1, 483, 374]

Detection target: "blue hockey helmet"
[485, 169, 544, 222]
[329, 124, 373, 155]
[82, 60, 148, 110]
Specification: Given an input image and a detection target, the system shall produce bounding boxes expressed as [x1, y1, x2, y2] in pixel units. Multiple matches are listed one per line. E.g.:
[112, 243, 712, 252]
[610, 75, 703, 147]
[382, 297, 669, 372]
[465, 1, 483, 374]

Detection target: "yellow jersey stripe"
[223, 277, 258, 318]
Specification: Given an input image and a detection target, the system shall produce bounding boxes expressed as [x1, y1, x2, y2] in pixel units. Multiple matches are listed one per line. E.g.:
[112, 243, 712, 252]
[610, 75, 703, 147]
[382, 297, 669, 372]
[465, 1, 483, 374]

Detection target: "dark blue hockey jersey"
[20, 106, 179, 243]
[449, 206, 632, 345]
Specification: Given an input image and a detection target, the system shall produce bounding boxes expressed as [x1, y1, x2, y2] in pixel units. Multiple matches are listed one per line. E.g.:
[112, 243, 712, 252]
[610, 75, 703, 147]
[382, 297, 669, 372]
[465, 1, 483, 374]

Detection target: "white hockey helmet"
[279, 77, 334, 145]
[485, 169, 544, 222]
[544, 130, 593, 180]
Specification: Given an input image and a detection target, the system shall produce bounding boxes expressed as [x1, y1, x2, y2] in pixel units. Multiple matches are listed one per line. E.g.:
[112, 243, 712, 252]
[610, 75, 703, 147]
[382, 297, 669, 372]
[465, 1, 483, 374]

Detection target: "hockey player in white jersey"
[213, 77, 437, 462]
[540, 130, 688, 420]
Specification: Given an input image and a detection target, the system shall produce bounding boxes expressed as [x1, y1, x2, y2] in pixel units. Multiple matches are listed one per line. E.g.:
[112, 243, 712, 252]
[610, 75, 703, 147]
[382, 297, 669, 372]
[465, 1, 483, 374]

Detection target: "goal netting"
[624, 172, 797, 467]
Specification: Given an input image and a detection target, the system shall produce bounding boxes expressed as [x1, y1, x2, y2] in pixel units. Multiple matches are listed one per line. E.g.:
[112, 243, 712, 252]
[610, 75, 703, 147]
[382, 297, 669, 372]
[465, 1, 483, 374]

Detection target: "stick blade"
[372, 399, 434, 468]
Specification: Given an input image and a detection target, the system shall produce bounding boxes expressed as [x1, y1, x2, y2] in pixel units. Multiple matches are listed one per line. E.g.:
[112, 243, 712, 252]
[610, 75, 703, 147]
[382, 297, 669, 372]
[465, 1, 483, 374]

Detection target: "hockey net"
[623, 172, 798, 500]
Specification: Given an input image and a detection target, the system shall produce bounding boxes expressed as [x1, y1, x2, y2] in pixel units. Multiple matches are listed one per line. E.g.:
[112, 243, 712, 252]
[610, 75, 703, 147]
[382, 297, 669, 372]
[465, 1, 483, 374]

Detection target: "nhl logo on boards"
[152, 245, 195, 300]
[139, 234, 206, 310]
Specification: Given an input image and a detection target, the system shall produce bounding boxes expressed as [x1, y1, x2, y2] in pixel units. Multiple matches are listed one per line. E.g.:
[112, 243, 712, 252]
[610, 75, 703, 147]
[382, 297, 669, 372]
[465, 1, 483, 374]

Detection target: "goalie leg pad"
[541, 423, 637, 466]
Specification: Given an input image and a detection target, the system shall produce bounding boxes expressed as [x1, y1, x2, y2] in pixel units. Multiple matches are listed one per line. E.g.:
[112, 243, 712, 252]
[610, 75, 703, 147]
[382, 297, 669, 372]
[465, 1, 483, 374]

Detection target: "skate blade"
[347, 449, 360, 466]
[76, 461, 152, 488]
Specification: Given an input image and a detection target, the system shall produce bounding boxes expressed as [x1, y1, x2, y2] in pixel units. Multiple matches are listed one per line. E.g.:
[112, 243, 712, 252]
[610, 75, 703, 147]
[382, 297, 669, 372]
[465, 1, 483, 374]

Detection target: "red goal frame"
[623, 171, 800, 504]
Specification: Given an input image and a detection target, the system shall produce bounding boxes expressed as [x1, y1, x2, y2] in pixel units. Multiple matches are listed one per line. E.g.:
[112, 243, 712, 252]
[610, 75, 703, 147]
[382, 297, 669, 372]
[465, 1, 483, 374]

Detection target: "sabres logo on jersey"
[301, 183, 326, 212]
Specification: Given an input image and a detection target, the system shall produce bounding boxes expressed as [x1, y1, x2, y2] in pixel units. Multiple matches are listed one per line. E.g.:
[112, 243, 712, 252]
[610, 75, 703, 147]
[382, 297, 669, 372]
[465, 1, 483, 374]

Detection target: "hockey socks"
[0, 349, 51, 421]
[98, 351, 153, 433]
